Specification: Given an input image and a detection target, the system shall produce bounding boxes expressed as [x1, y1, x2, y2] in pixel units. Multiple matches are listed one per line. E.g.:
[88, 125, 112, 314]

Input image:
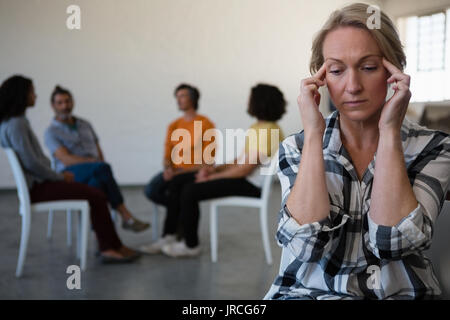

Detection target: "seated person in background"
[265, 3, 450, 300]
[141, 83, 216, 252]
[159, 83, 286, 257]
[44, 85, 149, 232]
[0, 75, 140, 263]
[144, 83, 216, 205]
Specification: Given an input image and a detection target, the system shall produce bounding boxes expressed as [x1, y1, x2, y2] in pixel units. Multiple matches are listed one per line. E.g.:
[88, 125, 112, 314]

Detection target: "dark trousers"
[65, 162, 124, 209]
[30, 181, 122, 251]
[163, 172, 198, 237]
[165, 172, 261, 247]
[144, 171, 170, 206]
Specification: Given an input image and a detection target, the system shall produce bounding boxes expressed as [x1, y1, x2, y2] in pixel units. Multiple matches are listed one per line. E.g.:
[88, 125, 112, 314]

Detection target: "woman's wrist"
[377, 130, 404, 158]
[304, 129, 324, 145]
[378, 128, 402, 146]
[208, 172, 220, 180]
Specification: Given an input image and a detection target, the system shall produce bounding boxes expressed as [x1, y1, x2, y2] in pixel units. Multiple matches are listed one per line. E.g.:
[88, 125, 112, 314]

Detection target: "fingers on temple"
[387, 73, 410, 86]
[314, 63, 327, 81]
[382, 57, 400, 75]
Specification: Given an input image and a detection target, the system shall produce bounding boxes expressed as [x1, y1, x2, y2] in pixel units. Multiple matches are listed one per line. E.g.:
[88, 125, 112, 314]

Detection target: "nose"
[345, 69, 363, 95]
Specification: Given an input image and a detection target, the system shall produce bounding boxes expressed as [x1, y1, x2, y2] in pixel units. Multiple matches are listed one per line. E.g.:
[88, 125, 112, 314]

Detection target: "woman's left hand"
[378, 58, 412, 133]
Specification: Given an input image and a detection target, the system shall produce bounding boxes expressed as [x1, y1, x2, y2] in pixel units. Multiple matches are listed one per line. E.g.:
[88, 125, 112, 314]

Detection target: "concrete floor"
[0, 184, 282, 299]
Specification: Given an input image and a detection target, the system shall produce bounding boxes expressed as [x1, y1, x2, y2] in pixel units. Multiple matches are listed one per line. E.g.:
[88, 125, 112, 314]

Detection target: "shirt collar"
[52, 116, 78, 130]
[322, 110, 413, 184]
[322, 110, 411, 156]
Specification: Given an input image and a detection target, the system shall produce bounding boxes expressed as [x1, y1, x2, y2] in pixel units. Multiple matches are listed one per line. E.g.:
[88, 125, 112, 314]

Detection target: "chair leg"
[76, 212, 81, 259]
[210, 205, 218, 263]
[16, 213, 31, 277]
[79, 208, 89, 271]
[47, 210, 54, 240]
[151, 203, 160, 242]
[66, 210, 72, 247]
[259, 208, 273, 265]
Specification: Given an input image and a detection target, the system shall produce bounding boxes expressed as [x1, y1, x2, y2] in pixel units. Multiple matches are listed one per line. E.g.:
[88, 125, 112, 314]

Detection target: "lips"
[343, 100, 367, 106]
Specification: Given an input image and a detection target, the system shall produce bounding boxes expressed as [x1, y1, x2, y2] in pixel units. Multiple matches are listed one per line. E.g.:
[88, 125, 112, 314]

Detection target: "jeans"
[65, 162, 124, 209]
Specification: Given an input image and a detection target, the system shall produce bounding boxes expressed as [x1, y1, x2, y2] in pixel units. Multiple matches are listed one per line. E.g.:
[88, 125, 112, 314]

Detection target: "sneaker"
[161, 241, 201, 258]
[122, 217, 150, 232]
[139, 235, 176, 254]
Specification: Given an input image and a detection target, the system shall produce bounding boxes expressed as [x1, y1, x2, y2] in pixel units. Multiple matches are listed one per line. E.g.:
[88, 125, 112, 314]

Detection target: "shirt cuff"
[367, 203, 426, 252]
[277, 204, 350, 243]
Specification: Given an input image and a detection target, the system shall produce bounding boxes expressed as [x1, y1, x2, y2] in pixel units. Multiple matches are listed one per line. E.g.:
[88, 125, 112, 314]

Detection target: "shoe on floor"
[139, 235, 176, 254]
[161, 241, 201, 258]
[122, 217, 150, 232]
[100, 251, 141, 264]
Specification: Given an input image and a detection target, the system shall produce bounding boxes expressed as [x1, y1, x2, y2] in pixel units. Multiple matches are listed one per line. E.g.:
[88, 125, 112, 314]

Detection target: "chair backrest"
[3, 148, 31, 216]
[260, 150, 279, 203]
[426, 200, 450, 299]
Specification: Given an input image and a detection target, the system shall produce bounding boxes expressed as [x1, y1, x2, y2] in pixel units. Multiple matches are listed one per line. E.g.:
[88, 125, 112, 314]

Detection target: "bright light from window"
[399, 9, 450, 102]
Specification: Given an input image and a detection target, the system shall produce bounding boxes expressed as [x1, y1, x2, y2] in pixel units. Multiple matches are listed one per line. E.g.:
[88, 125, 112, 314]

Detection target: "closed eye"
[362, 66, 377, 71]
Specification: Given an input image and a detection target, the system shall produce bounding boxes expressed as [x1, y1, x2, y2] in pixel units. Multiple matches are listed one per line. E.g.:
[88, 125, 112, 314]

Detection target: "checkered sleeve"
[367, 132, 450, 260]
[275, 134, 350, 262]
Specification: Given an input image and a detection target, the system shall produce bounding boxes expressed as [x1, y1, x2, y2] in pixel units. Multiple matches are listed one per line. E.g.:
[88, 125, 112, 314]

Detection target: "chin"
[337, 107, 381, 123]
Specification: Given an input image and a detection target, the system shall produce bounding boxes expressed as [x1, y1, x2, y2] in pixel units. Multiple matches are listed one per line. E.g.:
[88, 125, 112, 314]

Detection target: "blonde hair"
[309, 2, 406, 74]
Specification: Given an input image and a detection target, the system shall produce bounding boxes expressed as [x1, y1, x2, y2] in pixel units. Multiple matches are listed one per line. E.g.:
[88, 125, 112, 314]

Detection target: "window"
[398, 9, 450, 102]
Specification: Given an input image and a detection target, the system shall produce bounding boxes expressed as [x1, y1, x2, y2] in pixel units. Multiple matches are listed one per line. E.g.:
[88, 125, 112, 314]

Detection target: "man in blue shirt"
[44, 85, 149, 232]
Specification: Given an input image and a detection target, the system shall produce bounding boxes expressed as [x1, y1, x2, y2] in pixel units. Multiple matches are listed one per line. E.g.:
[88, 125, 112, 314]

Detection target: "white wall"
[0, 0, 403, 187]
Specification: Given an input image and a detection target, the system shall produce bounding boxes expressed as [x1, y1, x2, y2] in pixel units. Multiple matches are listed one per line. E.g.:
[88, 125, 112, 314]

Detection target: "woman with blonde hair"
[265, 3, 450, 299]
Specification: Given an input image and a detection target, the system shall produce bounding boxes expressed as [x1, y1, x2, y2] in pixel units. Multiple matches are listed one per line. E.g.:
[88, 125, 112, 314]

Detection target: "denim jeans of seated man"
[65, 161, 124, 209]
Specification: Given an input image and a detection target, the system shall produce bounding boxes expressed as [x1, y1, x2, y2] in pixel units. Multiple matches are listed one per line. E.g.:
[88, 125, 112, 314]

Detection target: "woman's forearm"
[286, 133, 330, 225]
[369, 130, 418, 226]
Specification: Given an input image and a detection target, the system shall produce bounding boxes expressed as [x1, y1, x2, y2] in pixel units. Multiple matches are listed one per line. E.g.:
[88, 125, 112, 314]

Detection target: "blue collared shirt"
[44, 116, 100, 172]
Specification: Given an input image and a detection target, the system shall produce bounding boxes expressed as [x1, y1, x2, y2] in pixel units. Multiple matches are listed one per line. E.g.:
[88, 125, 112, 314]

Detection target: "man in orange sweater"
[142, 84, 215, 253]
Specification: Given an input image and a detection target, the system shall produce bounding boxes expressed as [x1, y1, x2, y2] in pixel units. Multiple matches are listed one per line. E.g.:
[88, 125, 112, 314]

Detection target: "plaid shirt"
[265, 111, 450, 300]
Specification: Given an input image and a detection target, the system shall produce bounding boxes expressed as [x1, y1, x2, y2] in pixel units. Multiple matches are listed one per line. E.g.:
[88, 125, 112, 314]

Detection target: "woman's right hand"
[195, 167, 214, 182]
[297, 63, 327, 137]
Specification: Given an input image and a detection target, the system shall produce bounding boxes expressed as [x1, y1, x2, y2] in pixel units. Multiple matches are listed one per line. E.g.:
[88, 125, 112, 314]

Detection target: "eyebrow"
[325, 54, 382, 64]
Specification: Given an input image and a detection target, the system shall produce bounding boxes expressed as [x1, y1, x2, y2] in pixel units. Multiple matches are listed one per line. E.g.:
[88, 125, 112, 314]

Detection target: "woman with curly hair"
[0, 75, 140, 264]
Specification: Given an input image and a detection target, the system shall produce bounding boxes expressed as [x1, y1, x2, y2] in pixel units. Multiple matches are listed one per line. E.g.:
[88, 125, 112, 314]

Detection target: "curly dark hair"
[51, 85, 73, 103]
[174, 83, 200, 110]
[0, 75, 33, 123]
[247, 83, 286, 121]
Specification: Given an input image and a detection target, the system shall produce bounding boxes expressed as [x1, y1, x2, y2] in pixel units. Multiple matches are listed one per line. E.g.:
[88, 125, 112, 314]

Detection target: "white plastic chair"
[46, 160, 118, 247]
[208, 151, 279, 265]
[47, 207, 117, 247]
[4, 148, 90, 277]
